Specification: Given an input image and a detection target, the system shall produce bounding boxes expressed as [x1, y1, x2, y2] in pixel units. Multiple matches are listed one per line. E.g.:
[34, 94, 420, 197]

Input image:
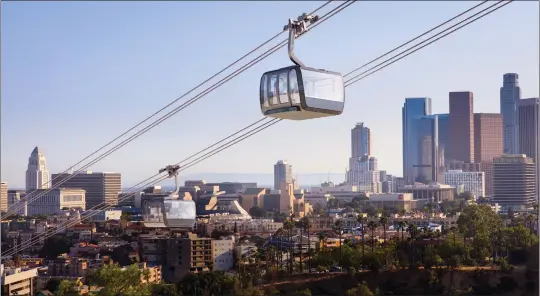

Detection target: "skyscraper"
[402, 97, 432, 184]
[474, 113, 504, 162]
[349, 123, 372, 169]
[449, 91, 475, 163]
[436, 113, 450, 165]
[500, 73, 521, 154]
[1, 181, 7, 212]
[273, 160, 293, 190]
[474, 113, 503, 197]
[25, 146, 51, 191]
[412, 115, 440, 183]
[518, 98, 540, 200]
[52, 171, 121, 209]
[492, 154, 536, 210]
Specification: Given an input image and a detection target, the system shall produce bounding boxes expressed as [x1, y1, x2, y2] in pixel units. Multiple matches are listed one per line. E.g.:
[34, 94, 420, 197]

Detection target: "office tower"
[52, 171, 121, 209]
[412, 115, 440, 183]
[1, 181, 7, 212]
[492, 154, 536, 210]
[444, 170, 485, 199]
[474, 113, 503, 197]
[500, 73, 521, 154]
[436, 113, 450, 164]
[449, 91, 475, 163]
[273, 160, 292, 190]
[402, 97, 432, 184]
[349, 123, 372, 169]
[518, 98, 540, 200]
[25, 146, 51, 191]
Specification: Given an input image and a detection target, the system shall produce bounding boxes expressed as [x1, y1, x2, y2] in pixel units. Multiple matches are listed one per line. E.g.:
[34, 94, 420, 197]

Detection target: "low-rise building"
[212, 237, 235, 271]
[1, 265, 39, 296]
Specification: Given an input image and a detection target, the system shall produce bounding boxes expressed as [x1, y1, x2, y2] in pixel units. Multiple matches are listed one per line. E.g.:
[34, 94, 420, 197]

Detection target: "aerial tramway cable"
[1, 0, 513, 258]
[3, 1, 341, 218]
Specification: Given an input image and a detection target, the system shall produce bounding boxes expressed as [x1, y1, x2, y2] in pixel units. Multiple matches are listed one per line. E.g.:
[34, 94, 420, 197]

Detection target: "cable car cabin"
[142, 199, 196, 230]
[260, 65, 345, 120]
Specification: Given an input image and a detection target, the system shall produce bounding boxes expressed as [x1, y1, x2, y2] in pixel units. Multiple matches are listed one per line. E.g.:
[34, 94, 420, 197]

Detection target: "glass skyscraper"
[500, 73, 521, 154]
[402, 97, 432, 184]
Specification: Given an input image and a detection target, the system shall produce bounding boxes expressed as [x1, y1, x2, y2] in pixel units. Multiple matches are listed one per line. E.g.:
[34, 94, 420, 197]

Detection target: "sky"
[1, 1, 539, 188]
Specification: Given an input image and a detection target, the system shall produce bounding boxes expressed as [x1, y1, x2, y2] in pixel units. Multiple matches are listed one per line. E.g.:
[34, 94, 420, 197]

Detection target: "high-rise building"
[25, 146, 51, 191]
[273, 160, 292, 190]
[412, 115, 441, 183]
[52, 171, 121, 209]
[346, 155, 382, 193]
[1, 181, 7, 212]
[443, 170, 485, 199]
[436, 113, 450, 165]
[518, 98, 540, 200]
[449, 91, 474, 163]
[402, 97, 432, 184]
[500, 73, 521, 154]
[474, 113, 503, 197]
[492, 154, 536, 210]
[349, 123, 372, 169]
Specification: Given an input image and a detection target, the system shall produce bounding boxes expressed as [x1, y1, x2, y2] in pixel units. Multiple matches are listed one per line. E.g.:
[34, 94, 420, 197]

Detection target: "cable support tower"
[1, 0, 513, 258]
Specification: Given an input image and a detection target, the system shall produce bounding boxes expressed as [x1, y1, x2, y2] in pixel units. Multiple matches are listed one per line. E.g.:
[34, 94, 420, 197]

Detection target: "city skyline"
[1, 1, 538, 188]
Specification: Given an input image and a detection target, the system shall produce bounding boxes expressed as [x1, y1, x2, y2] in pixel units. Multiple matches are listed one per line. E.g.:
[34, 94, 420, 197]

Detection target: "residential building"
[212, 237, 235, 271]
[7, 190, 27, 216]
[1, 181, 7, 212]
[1, 265, 38, 296]
[500, 73, 521, 154]
[443, 170, 485, 199]
[492, 154, 536, 210]
[52, 171, 121, 209]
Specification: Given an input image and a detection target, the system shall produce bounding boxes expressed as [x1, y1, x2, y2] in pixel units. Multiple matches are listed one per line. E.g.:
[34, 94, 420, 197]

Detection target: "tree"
[357, 216, 368, 269]
[295, 288, 312, 296]
[367, 221, 377, 252]
[346, 281, 375, 296]
[335, 220, 343, 268]
[55, 280, 81, 296]
[87, 263, 151, 296]
[39, 236, 72, 259]
[249, 207, 266, 218]
[301, 216, 313, 272]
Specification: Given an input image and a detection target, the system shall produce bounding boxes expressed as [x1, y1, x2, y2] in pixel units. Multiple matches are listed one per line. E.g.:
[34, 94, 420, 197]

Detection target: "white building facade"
[443, 170, 485, 198]
[25, 146, 51, 191]
[27, 188, 86, 216]
[212, 238, 235, 271]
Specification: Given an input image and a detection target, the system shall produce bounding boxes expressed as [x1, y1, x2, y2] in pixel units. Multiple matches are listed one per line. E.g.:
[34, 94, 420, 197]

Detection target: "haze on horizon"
[1, 1, 538, 188]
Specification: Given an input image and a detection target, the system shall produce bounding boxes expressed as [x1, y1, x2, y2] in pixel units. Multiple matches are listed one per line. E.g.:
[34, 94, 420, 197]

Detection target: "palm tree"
[318, 232, 327, 254]
[367, 221, 377, 252]
[295, 220, 304, 273]
[357, 215, 368, 268]
[302, 217, 313, 273]
[334, 219, 343, 269]
[284, 220, 294, 274]
[379, 215, 388, 244]
[407, 224, 418, 266]
[398, 221, 407, 243]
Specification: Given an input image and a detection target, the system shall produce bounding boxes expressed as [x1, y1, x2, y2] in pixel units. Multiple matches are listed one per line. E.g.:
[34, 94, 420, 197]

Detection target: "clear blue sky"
[1, 1, 538, 188]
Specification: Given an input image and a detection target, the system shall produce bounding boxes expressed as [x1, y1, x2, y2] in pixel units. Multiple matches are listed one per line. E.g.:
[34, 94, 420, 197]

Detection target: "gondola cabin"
[260, 65, 345, 120]
[142, 198, 196, 230]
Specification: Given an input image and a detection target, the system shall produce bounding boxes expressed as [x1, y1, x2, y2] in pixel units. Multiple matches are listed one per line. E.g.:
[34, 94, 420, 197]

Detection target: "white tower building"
[25, 146, 51, 191]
